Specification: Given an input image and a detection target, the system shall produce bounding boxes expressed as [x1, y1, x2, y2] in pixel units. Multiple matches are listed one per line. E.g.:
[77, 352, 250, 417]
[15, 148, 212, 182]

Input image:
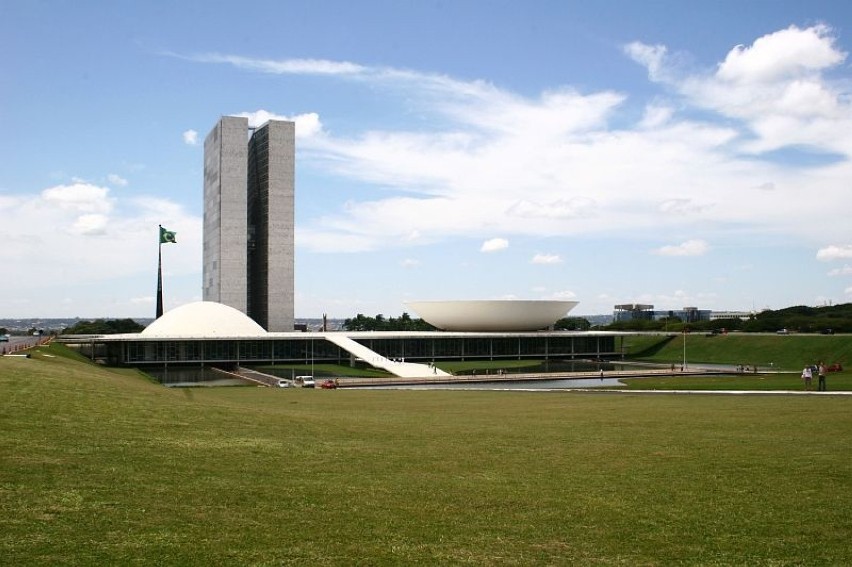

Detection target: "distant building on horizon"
[203, 116, 295, 331]
[613, 304, 751, 323]
[613, 304, 710, 323]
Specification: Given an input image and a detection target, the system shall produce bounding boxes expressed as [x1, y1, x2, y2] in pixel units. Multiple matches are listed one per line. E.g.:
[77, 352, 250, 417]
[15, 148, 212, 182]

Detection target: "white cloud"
[531, 253, 561, 264]
[659, 199, 708, 215]
[639, 104, 674, 129]
[0, 180, 201, 294]
[624, 42, 669, 82]
[480, 238, 508, 253]
[192, 28, 852, 254]
[630, 25, 851, 155]
[41, 182, 113, 213]
[107, 173, 128, 187]
[399, 258, 420, 268]
[508, 198, 596, 219]
[233, 110, 323, 138]
[827, 265, 852, 276]
[654, 239, 709, 257]
[182, 129, 198, 145]
[548, 290, 576, 300]
[71, 214, 108, 236]
[817, 245, 852, 261]
[716, 25, 844, 83]
[190, 53, 366, 76]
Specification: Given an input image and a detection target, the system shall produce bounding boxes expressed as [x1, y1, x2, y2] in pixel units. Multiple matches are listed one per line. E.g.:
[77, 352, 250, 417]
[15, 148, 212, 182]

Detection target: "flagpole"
[156, 226, 164, 319]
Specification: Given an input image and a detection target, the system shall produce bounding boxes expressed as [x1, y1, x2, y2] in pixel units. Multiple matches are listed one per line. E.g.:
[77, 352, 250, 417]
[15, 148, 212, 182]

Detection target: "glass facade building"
[96, 332, 619, 368]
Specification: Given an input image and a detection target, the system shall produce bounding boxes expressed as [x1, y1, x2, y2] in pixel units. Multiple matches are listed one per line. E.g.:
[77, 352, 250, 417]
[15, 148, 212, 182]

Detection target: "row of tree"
[605, 303, 852, 334]
[342, 312, 435, 331]
[55, 303, 852, 335]
[342, 304, 852, 334]
[62, 318, 145, 335]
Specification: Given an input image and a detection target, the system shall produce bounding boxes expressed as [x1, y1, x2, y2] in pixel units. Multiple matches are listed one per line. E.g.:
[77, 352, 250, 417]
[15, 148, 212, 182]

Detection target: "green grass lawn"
[3, 343, 852, 565]
[623, 333, 852, 372]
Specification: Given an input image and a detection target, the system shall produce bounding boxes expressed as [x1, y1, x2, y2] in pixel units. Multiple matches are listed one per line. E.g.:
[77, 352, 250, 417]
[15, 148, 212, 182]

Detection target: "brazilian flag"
[159, 226, 177, 244]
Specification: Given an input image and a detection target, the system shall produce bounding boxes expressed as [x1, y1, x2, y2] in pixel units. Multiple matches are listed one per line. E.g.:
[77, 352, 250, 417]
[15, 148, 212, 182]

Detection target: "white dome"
[405, 300, 579, 332]
[141, 301, 267, 337]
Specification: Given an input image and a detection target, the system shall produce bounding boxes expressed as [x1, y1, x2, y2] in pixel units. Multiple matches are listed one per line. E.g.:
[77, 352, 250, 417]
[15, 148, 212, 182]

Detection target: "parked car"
[276, 379, 292, 388]
[320, 379, 338, 389]
[295, 376, 315, 388]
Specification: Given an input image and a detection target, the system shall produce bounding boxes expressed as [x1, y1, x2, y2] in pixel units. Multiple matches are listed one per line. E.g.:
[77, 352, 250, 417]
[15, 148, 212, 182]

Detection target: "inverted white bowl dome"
[142, 301, 267, 337]
[405, 300, 579, 332]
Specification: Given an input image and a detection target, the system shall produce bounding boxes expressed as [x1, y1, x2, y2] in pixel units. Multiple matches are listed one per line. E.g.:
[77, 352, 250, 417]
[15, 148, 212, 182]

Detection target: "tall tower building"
[203, 116, 295, 331]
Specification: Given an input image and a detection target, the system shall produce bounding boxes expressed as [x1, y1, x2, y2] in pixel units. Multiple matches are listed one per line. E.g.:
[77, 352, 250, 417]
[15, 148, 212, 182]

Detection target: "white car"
[295, 376, 315, 388]
[276, 379, 292, 388]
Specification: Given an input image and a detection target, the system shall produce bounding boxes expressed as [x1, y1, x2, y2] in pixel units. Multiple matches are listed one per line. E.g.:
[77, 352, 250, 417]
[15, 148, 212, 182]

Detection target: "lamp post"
[682, 329, 687, 370]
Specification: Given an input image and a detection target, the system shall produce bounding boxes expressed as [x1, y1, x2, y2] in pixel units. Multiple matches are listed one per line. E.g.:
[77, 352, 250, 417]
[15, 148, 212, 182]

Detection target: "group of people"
[801, 363, 828, 391]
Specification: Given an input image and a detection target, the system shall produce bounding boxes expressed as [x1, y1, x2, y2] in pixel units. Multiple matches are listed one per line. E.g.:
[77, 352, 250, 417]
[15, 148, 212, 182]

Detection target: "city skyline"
[3, 1, 852, 318]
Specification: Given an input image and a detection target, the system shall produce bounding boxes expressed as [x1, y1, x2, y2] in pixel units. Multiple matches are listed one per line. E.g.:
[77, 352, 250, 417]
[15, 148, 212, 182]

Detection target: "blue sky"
[3, 0, 852, 319]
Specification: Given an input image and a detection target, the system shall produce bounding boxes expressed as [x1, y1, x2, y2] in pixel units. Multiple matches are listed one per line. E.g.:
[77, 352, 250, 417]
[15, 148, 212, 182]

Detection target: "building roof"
[404, 300, 579, 332]
[141, 301, 267, 338]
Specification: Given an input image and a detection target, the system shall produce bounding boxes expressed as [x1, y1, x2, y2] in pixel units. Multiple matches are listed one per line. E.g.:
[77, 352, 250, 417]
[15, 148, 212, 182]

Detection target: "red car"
[320, 379, 338, 389]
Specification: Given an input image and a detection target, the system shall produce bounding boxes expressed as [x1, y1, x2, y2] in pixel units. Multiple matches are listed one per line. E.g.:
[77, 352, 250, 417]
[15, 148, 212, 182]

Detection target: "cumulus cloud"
[0, 180, 200, 293]
[817, 245, 852, 261]
[531, 253, 562, 264]
[654, 239, 709, 257]
[71, 214, 109, 235]
[232, 109, 323, 138]
[716, 25, 844, 83]
[630, 24, 851, 155]
[41, 182, 113, 213]
[190, 26, 852, 254]
[480, 238, 508, 253]
[182, 129, 198, 145]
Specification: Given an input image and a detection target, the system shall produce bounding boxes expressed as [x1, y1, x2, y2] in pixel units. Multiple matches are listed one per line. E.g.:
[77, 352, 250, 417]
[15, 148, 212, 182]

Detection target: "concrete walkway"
[322, 334, 451, 378]
[569, 388, 852, 396]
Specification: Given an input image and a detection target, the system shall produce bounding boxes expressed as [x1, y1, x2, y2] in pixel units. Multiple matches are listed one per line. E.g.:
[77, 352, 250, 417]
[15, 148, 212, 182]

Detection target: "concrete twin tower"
[202, 116, 295, 332]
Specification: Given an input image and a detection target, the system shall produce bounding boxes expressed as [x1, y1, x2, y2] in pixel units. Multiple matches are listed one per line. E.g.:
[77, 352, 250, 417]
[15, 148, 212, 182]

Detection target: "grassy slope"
[624, 333, 852, 371]
[2, 344, 852, 565]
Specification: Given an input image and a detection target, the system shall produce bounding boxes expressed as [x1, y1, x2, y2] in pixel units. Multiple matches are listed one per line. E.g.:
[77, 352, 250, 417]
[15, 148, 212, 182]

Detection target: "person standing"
[801, 366, 813, 391]
[818, 363, 827, 391]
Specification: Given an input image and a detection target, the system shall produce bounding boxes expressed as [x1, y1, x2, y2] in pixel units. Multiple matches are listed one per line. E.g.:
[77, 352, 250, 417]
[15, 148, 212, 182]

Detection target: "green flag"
[159, 225, 177, 244]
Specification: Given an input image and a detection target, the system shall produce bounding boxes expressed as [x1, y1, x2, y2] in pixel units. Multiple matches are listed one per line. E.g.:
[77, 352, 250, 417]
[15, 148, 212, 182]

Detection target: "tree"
[62, 319, 145, 335]
[553, 317, 591, 331]
[342, 313, 435, 332]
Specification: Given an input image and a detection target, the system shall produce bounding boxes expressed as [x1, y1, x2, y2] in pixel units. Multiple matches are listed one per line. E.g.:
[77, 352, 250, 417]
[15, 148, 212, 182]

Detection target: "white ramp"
[322, 334, 451, 378]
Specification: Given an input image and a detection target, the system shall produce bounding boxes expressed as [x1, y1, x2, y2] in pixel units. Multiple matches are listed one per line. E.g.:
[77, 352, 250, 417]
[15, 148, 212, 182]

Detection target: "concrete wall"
[263, 120, 295, 332]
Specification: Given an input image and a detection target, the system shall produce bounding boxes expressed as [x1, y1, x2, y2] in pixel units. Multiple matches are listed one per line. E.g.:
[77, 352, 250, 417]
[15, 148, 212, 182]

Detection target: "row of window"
[108, 335, 617, 365]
